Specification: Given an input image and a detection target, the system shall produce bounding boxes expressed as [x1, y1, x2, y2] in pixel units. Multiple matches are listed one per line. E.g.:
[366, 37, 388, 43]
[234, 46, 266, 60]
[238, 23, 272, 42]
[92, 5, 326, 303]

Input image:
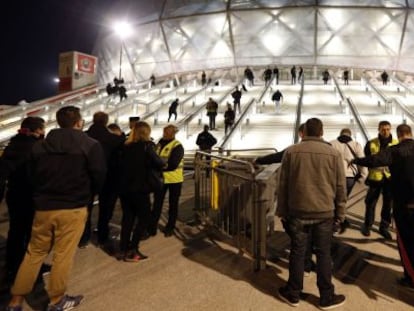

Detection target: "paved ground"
[0, 179, 413, 311]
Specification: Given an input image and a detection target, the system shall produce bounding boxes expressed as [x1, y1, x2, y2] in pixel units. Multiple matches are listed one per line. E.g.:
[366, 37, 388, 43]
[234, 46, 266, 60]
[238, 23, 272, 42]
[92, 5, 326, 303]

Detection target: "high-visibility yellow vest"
[367, 137, 398, 181]
[157, 140, 184, 184]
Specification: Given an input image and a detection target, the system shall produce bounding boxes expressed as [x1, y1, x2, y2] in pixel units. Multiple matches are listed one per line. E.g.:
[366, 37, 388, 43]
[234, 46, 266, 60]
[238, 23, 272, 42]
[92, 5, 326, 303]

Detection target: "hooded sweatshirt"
[31, 128, 106, 211]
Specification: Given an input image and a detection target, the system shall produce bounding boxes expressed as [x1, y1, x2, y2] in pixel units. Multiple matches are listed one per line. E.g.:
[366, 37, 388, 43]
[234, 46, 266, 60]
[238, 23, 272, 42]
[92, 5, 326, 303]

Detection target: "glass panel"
[162, 13, 233, 71]
[317, 7, 404, 69]
[399, 11, 414, 70]
[408, 0, 414, 8]
[231, 8, 315, 65]
[230, 0, 316, 10]
[163, 0, 227, 17]
[319, 0, 406, 7]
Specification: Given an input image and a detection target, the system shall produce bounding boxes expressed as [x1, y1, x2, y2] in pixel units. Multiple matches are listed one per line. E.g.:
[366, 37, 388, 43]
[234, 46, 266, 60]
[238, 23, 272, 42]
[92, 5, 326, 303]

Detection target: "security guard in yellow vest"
[149, 124, 184, 237]
[361, 120, 398, 239]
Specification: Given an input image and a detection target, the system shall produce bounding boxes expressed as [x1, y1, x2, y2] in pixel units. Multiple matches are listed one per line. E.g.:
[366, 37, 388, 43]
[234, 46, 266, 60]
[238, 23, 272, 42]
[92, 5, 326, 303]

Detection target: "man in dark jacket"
[352, 124, 414, 290]
[79, 111, 124, 247]
[196, 125, 217, 162]
[231, 87, 242, 114]
[6, 106, 106, 311]
[224, 104, 235, 135]
[168, 98, 179, 122]
[0, 117, 45, 282]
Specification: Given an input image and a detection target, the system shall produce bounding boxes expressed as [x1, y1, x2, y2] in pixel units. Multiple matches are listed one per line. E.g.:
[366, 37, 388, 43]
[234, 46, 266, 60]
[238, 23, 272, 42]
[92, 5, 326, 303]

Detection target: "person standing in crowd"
[108, 123, 125, 138]
[361, 120, 398, 239]
[263, 67, 272, 87]
[201, 71, 206, 86]
[196, 125, 217, 157]
[277, 118, 346, 309]
[322, 70, 330, 85]
[149, 124, 184, 238]
[330, 128, 367, 231]
[298, 66, 304, 83]
[119, 121, 164, 261]
[254, 123, 317, 275]
[290, 65, 296, 84]
[331, 128, 367, 197]
[224, 103, 235, 135]
[206, 97, 218, 130]
[119, 85, 127, 101]
[271, 89, 284, 113]
[273, 66, 279, 85]
[343, 69, 349, 85]
[168, 98, 179, 122]
[0, 117, 45, 283]
[244, 66, 254, 86]
[6, 106, 106, 311]
[381, 70, 389, 85]
[352, 124, 414, 291]
[231, 86, 242, 114]
[150, 74, 156, 87]
[79, 112, 124, 248]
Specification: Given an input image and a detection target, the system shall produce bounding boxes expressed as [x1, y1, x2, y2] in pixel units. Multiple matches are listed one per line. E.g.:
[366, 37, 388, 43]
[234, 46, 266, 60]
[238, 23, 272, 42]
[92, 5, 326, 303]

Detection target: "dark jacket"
[224, 109, 235, 125]
[119, 141, 165, 194]
[0, 133, 42, 198]
[231, 90, 242, 102]
[169, 100, 179, 113]
[355, 138, 414, 205]
[86, 124, 124, 187]
[196, 131, 217, 150]
[272, 91, 283, 101]
[255, 149, 285, 165]
[31, 128, 106, 211]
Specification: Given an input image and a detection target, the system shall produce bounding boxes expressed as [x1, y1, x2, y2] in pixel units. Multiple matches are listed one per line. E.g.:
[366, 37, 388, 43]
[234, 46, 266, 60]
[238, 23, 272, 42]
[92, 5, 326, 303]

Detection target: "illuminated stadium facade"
[93, 0, 414, 83]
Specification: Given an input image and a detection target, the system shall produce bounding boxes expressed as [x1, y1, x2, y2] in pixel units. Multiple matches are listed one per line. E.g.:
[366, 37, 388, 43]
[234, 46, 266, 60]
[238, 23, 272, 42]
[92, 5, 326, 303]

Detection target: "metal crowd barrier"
[194, 151, 279, 271]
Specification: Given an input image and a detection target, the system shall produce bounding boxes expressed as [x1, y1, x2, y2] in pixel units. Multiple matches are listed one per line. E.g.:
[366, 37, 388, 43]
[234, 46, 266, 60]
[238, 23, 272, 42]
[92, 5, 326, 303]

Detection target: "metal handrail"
[389, 75, 414, 96]
[392, 97, 414, 123]
[346, 98, 369, 143]
[293, 76, 305, 144]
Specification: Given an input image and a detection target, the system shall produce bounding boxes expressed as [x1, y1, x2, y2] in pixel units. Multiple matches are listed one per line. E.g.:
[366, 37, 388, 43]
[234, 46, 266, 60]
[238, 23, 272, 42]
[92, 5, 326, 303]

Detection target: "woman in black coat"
[119, 121, 165, 262]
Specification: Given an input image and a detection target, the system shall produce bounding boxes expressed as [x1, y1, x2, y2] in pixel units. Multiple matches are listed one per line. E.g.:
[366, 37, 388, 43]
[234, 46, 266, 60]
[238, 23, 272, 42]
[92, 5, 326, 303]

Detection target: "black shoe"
[360, 225, 370, 237]
[164, 228, 174, 237]
[397, 276, 414, 291]
[379, 227, 392, 240]
[319, 294, 346, 310]
[277, 286, 299, 307]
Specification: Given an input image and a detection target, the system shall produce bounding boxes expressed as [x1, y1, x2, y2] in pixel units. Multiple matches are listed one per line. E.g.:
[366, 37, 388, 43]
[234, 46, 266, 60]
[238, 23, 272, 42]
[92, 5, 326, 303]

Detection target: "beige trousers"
[11, 207, 87, 304]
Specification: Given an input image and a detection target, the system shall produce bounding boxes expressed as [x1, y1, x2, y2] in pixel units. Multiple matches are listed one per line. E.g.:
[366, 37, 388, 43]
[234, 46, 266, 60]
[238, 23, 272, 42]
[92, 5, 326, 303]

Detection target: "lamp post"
[113, 21, 132, 80]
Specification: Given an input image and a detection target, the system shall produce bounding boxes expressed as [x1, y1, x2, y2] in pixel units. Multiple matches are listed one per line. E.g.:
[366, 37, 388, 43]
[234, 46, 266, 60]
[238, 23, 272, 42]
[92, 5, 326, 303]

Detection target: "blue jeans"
[286, 217, 335, 300]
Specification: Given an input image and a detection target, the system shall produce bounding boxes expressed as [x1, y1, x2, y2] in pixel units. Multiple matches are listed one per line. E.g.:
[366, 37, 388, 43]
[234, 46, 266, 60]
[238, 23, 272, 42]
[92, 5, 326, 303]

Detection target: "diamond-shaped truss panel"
[128, 23, 171, 79]
[318, 8, 404, 57]
[231, 8, 314, 65]
[162, 13, 233, 72]
[319, 0, 406, 7]
[399, 11, 414, 69]
[163, 0, 226, 17]
[230, 0, 316, 10]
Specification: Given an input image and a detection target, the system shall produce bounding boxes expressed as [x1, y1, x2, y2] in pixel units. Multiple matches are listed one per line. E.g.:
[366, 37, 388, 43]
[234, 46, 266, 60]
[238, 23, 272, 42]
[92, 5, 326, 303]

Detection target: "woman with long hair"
[119, 121, 164, 261]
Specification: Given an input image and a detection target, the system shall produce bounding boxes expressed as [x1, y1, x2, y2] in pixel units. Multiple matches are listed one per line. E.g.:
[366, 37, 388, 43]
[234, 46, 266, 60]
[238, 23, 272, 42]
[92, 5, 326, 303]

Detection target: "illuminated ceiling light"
[113, 21, 133, 39]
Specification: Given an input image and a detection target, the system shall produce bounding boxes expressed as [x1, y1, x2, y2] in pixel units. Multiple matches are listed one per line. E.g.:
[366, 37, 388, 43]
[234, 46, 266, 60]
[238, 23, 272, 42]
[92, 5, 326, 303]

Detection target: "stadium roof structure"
[93, 0, 414, 83]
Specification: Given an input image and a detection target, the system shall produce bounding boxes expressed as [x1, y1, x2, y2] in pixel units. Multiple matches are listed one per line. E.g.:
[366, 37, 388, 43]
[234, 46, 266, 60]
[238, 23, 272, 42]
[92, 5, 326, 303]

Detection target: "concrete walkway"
[0, 179, 413, 310]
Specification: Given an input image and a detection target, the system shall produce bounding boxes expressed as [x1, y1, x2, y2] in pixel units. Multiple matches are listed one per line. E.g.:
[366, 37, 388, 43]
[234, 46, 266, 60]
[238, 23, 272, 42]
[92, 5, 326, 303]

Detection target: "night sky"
[1, 0, 163, 105]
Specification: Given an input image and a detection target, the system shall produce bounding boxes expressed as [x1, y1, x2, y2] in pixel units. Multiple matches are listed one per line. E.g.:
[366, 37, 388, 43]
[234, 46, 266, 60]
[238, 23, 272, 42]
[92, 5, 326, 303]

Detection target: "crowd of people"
[1, 108, 187, 311]
[0, 69, 408, 310]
